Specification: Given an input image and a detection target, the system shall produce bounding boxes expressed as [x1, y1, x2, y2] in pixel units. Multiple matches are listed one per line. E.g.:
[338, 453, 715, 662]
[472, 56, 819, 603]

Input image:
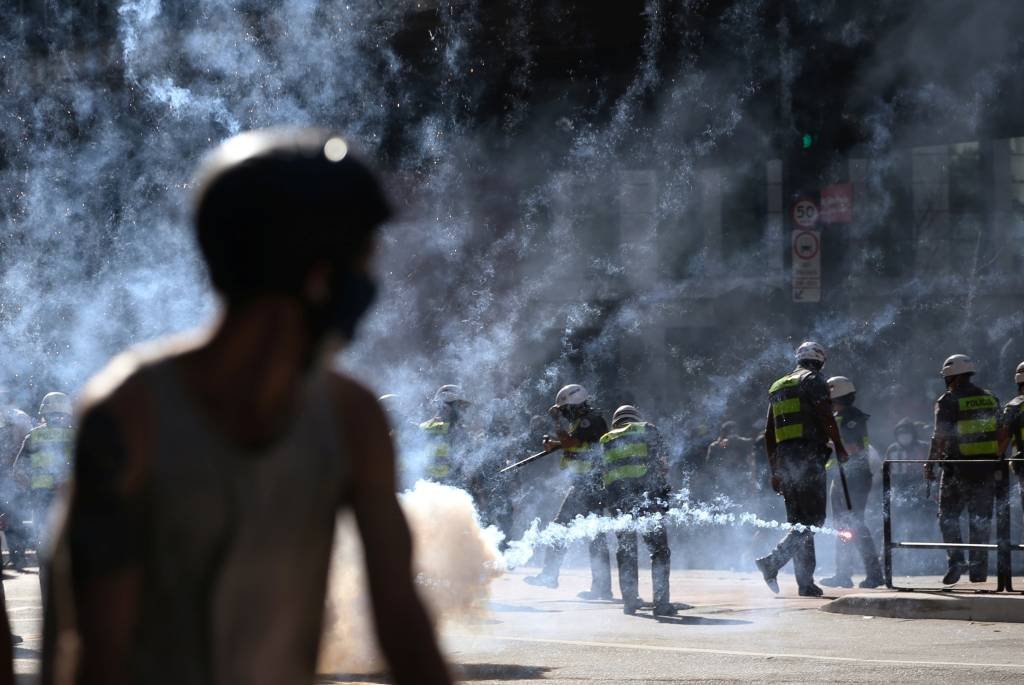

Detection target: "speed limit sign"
[792, 199, 819, 227]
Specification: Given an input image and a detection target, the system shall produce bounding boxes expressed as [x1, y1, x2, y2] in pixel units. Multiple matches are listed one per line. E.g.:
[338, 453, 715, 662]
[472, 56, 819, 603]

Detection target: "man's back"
[61, 345, 350, 684]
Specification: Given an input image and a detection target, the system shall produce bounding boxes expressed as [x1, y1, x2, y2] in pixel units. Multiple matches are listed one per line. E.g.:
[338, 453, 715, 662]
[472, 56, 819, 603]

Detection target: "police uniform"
[12, 423, 74, 552]
[419, 417, 464, 487]
[931, 382, 1000, 578]
[759, 366, 832, 590]
[1001, 395, 1024, 525]
[532, 410, 612, 595]
[828, 405, 882, 583]
[600, 421, 673, 612]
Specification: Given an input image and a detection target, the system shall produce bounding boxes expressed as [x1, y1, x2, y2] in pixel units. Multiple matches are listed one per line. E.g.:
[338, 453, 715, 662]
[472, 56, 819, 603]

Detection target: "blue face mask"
[331, 270, 377, 341]
[307, 269, 377, 345]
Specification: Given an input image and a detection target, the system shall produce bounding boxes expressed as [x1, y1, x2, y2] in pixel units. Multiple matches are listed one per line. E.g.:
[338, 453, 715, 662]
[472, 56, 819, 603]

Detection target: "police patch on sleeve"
[580, 418, 591, 428]
[846, 421, 857, 429]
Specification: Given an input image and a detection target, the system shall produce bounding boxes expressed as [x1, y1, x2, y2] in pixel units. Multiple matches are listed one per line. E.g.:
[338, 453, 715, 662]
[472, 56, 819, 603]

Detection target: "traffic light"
[801, 132, 816, 150]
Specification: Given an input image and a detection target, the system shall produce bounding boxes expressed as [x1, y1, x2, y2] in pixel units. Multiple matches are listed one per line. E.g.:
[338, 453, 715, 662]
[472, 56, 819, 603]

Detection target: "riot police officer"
[820, 376, 883, 589]
[755, 342, 848, 597]
[999, 362, 1024, 529]
[11, 392, 74, 562]
[599, 405, 676, 616]
[925, 354, 1000, 584]
[418, 385, 470, 487]
[524, 384, 612, 600]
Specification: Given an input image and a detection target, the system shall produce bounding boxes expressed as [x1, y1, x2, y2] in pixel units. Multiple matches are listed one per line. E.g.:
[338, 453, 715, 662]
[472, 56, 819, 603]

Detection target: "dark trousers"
[830, 463, 881, 579]
[480, 495, 515, 552]
[540, 476, 611, 594]
[7, 489, 55, 572]
[762, 444, 827, 588]
[609, 487, 671, 606]
[938, 470, 995, 573]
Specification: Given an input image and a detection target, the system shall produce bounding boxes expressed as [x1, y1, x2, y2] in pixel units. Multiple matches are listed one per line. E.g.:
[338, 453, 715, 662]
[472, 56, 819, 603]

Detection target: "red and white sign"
[820, 183, 853, 224]
[792, 230, 821, 303]
[792, 199, 819, 227]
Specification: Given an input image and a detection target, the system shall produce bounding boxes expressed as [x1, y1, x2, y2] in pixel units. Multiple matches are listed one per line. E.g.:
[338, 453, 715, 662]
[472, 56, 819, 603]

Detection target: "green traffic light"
[801, 133, 814, 149]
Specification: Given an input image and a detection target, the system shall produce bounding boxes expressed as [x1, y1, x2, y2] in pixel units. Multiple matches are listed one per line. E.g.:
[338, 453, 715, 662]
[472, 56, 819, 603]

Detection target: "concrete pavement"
[7, 565, 1024, 683]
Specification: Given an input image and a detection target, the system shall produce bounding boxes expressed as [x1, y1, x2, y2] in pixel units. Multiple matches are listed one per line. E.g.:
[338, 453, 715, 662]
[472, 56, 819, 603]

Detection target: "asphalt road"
[426, 567, 1024, 684]
[5, 569, 42, 683]
[7, 565, 1024, 683]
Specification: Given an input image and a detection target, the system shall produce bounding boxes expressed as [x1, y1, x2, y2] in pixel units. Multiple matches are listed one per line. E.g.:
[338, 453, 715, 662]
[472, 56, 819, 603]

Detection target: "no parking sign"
[792, 229, 821, 303]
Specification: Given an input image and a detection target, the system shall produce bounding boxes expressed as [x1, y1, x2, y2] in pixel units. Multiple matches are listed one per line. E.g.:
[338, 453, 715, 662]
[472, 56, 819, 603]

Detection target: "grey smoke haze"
[1, 2, 1023, 569]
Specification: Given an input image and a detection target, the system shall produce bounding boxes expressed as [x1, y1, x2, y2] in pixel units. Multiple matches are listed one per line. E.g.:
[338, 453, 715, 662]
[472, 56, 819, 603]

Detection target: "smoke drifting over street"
[4, 0, 1024, 670]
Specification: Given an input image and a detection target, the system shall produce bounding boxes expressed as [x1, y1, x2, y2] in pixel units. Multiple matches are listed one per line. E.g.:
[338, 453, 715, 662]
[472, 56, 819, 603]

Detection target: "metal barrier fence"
[882, 458, 1024, 592]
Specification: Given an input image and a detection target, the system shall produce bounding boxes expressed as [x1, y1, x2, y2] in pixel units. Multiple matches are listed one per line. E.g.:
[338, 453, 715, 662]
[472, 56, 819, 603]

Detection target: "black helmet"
[194, 128, 391, 302]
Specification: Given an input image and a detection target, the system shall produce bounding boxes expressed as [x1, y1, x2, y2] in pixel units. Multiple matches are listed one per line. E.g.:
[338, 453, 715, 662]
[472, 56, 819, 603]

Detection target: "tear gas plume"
[503, 490, 849, 570]
[319, 481, 502, 674]
[3, 0, 1024, 609]
[319, 478, 842, 674]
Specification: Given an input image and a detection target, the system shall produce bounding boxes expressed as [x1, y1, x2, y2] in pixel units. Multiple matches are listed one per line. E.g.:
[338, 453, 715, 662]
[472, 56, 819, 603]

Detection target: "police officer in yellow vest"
[0, 392, 33, 571]
[524, 384, 612, 600]
[998, 361, 1024, 530]
[600, 405, 675, 616]
[755, 342, 848, 597]
[820, 376, 884, 589]
[925, 354, 1001, 584]
[12, 392, 74, 554]
[419, 385, 469, 487]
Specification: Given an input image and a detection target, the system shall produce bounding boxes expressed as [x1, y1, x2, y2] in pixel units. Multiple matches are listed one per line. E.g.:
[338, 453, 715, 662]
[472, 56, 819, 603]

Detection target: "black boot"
[820, 575, 853, 588]
[653, 603, 678, 617]
[622, 596, 643, 615]
[798, 583, 824, 597]
[523, 574, 558, 588]
[525, 544, 565, 588]
[942, 564, 963, 585]
[755, 555, 780, 594]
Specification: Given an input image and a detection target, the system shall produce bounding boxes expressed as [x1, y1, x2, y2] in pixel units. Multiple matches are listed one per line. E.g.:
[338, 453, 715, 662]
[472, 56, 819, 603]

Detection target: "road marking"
[481, 635, 1024, 670]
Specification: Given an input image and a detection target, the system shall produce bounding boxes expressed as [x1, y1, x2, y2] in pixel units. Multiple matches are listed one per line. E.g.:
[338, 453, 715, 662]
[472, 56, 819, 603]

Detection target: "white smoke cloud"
[318, 480, 502, 674]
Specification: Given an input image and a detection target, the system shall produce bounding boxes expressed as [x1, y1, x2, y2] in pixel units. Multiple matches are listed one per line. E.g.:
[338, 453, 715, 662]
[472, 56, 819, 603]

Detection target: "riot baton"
[837, 460, 853, 511]
[499, 446, 561, 474]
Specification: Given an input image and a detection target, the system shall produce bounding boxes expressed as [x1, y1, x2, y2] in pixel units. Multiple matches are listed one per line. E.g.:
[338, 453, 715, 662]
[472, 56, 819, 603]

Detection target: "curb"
[821, 592, 1024, 623]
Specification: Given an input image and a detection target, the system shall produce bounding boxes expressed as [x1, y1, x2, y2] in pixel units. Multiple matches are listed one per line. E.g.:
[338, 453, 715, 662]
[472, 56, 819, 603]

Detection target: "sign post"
[792, 198, 819, 228]
[792, 229, 821, 303]
[791, 198, 821, 303]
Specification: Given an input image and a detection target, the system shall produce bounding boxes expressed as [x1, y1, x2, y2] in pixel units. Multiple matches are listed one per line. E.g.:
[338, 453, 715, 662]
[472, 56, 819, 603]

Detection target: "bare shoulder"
[80, 334, 203, 419]
[326, 370, 392, 459]
[326, 371, 386, 427]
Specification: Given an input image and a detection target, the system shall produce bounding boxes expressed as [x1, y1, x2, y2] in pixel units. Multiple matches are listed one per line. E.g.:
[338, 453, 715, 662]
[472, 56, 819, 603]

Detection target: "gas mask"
[897, 433, 914, 448]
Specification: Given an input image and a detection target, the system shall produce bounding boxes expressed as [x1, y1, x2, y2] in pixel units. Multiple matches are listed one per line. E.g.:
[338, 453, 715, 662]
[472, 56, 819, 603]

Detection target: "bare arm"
[64, 403, 147, 685]
[339, 380, 452, 685]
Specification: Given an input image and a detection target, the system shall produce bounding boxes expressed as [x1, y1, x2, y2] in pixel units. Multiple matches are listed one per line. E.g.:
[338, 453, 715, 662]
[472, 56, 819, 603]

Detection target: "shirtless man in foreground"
[43, 129, 452, 685]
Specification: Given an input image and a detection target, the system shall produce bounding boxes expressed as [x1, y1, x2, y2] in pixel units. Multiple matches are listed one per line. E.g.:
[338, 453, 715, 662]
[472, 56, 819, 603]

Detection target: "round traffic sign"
[793, 230, 820, 260]
[792, 199, 819, 227]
